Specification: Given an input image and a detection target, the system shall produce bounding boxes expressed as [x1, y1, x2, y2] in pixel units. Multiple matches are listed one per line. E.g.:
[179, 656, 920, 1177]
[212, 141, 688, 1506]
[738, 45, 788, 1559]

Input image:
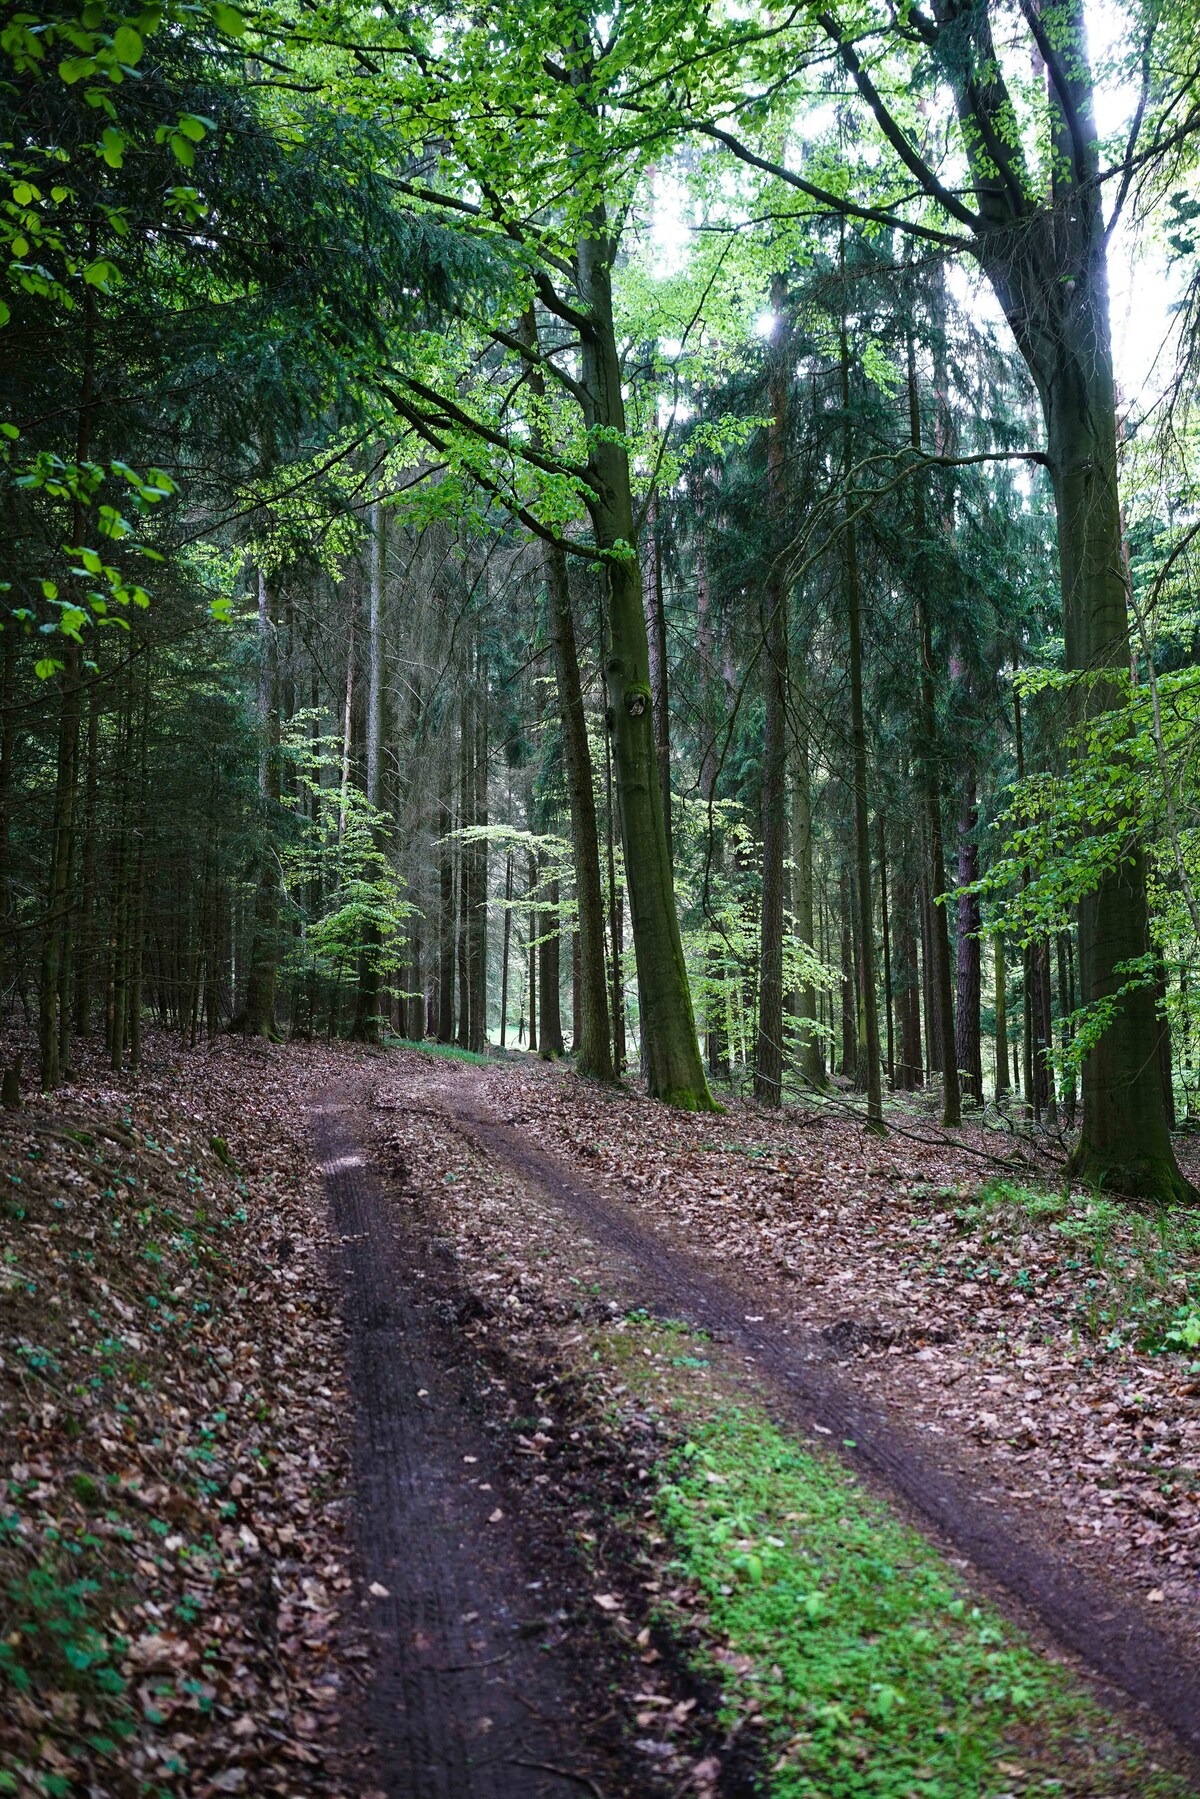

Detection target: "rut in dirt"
[423, 1072, 1200, 1764]
[314, 1094, 626, 1799]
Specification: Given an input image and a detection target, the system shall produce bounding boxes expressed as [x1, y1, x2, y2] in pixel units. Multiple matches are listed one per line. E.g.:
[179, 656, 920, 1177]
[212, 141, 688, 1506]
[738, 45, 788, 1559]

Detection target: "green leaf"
[176, 114, 211, 142]
[112, 23, 143, 64]
[12, 181, 34, 205]
[34, 657, 63, 679]
[212, 2, 247, 35]
[0, 304, 9, 329]
[101, 126, 125, 168]
[170, 134, 195, 169]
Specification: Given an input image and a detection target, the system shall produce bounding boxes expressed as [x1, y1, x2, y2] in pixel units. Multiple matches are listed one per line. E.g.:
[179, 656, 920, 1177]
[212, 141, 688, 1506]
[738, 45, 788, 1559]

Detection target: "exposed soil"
[353, 1051, 1200, 1771]
[316, 1084, 740, 1798]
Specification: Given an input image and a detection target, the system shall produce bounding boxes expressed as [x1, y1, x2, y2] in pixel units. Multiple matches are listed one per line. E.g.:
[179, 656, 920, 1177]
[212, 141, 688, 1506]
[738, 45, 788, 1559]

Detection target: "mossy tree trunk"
[576, 216, 714, 1111]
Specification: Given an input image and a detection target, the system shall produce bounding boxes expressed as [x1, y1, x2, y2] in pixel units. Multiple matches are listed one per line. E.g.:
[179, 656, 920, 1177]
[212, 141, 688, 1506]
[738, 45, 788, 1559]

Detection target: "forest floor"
[2, 1037, 1200, 1798]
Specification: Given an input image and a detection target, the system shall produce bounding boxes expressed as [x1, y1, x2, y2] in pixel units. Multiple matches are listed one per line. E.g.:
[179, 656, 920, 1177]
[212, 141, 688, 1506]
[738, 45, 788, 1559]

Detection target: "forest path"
[314, 1090, 631, 1799]
[370, 1057, 1200, 1767]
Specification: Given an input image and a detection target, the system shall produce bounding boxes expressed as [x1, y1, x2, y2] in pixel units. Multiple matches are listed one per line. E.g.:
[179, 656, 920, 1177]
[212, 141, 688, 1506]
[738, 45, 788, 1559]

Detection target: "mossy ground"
[597, 1317, 1194, 1799]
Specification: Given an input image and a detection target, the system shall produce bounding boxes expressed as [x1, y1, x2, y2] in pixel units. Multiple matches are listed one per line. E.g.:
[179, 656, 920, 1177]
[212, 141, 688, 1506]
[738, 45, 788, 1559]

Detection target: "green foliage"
[280, 726, 413, 995]
[0, 1563, 130, 1720]
[653, 1403, 1189, 1797]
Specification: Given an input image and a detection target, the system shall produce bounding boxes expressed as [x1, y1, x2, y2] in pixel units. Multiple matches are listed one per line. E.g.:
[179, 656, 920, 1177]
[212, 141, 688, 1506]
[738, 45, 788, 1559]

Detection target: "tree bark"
[755, 273, 791, 1108]
[840, 275, 883, 1130]
[994, 935, 1010, 1099]
[232, 571, 282, 1037]
[576, 217, 714, 1110]
[955, 769, 983, 1105]
[907, 334, 959, 1126]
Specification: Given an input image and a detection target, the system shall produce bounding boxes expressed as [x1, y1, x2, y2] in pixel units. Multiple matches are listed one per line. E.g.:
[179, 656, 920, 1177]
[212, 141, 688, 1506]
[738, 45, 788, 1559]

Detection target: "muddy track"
[314, 1094, 628, 1799]
[423, 1076, 1200, 1764]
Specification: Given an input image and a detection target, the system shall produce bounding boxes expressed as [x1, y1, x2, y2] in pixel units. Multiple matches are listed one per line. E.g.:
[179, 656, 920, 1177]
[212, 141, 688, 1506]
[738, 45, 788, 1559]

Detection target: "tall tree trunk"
[878, 812, 894, 1089]
[755, 273, 790, 1107]
[907, 335, 959, 1126]
[437, 767, 456, 1043]
[955, 769, 983, 1105]
[789, 694, 823, 1088]
[500, 850, 513, 1048]
[233, 571, 282, 1036]
[353, 499, 386, 1041]
[517, 308, 614, 1077]
[643, 492, 674, 865]
[840, 273, 883, 1131]
[994, 935, 1010, 1099]
[695, 492, 729, 1081]
[538, 868, 564, 1055]
[72, 684, 99, 1034]
[840, 864, 855, 1079]
[469, 647, 488, 1052]
[40, 275, 96, 1088]
[962, 0, 1189, 1198]
[576, 218, 713, 1110]
[526, 851, 538, 1054]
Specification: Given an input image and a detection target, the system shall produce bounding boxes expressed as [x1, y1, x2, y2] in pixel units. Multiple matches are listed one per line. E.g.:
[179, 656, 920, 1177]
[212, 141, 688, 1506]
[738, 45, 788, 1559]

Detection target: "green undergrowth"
[956, 1177, 1200, 1353]
[597, 1319, 1191, 1799]
[384, 1034, 490, 1065]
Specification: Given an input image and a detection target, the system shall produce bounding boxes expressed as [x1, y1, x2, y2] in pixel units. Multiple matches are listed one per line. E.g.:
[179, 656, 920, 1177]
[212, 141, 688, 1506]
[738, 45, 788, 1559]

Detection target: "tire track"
[425, 1076, 1200, 1765]
[314, 1094, 614, 1799]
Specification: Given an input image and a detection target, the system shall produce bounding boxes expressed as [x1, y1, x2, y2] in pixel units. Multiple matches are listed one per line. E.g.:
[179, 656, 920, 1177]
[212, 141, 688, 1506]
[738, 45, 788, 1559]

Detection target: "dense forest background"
[6, 0, 1200, 1199]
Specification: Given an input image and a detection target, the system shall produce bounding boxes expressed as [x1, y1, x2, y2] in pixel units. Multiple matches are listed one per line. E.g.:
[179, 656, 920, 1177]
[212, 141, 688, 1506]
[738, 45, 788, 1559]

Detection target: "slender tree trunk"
[576, 218, 713, 1110]
[840, 864, 855, 1079]
[527, 851, 538, 1054]
[500, 850, 513, 1048]
[72, 685, 99, 1034]
[955, 769, 983, 1105]
[994, 935, 1010, 1099]
[437, 769, 456, 1043]
[755, 274, 791, 1107]
[233, 571, 282, 1036]
[789, 698, 823, 1088]
[878, 812, 894, 1089]
[840, 277, 883, 1131]
[643, 492, 674, 865]
[907, 335, 959, 1125]
[538, 869, 564, 1056]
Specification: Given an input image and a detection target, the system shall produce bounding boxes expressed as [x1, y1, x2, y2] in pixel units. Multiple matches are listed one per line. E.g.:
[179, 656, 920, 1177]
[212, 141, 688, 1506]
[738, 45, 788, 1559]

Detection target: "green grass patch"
[595, 1319, 1190, 1798]
[384, 1035, 490, 1065]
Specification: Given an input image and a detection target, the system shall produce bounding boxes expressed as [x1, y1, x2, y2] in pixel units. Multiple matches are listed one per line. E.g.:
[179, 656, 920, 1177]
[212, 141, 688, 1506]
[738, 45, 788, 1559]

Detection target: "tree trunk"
[755, 274, 790, 1107]
[437, 771, 456, 1043]
[543, 541, 613, 1078]
[878, 812, 894, 1089]
[500, 850, 513, 1048]
[232, 571, 282, 1036]
[643, 492, 674, 865]
[907, 335, 959, 1126]
[964, 0, 1189, 1198]
[789, 694, 823, 1089]
[955, 769, 983, 1105]
[840, 279, 883, 1131]
[994, 935, 1010, 1099]
[576, 218, 713, 1110]
[538, 869, 564, 1056]
[518, 308, 614, 1079]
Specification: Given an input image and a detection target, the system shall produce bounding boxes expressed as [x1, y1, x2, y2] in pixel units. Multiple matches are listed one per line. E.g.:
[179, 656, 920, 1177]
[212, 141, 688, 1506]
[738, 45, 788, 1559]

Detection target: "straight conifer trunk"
[755, 274, 790, 1108]
[839, 281, 883, 1130]
[576, 218, 714, 1110]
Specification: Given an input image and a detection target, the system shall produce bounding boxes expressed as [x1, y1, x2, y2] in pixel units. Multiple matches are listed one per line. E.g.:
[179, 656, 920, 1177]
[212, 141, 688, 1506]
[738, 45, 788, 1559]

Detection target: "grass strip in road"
[601, 1320, 1192, 1799]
